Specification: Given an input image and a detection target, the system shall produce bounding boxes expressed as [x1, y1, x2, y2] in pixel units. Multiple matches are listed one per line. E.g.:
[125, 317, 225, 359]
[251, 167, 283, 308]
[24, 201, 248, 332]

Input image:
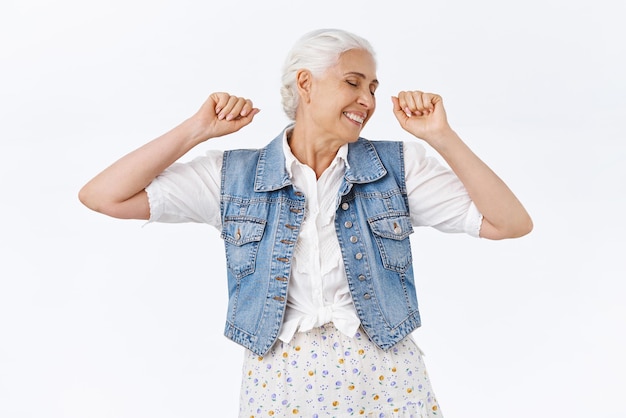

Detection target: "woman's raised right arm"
[78, 93, 259, 220]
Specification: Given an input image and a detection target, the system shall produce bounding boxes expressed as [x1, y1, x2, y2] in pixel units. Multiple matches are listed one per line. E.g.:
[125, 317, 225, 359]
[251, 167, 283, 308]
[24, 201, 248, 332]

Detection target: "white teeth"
[344, 112, 364, 124]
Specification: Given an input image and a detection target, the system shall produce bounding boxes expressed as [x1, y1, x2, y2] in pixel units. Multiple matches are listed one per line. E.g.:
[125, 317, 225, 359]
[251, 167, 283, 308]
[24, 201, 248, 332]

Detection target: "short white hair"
[280, 28, 376, 121]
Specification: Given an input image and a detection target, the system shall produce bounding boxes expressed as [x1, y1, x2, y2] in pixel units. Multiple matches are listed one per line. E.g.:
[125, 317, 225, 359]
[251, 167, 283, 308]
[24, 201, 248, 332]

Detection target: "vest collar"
[345, 137, 387, 184]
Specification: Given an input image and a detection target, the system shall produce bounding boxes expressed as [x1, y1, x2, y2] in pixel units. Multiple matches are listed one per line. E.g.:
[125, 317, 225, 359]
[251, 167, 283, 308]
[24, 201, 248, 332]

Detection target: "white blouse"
[146, 128, 483, 344]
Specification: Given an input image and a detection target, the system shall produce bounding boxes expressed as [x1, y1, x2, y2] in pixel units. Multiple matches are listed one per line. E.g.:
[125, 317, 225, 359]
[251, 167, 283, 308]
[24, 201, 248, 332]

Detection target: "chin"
[339, 132, 360, 144]
[346, 126, 365, 141]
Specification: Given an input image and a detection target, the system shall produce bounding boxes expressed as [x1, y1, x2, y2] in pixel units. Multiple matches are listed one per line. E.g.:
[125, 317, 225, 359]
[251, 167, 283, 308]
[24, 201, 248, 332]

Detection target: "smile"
[343, 112, 365, 125]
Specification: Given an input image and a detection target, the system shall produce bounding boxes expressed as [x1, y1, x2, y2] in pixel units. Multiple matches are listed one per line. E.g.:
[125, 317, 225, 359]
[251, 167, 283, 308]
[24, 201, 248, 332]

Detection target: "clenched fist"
[190, 92, 260, 142]
[391, 91, 453, 146]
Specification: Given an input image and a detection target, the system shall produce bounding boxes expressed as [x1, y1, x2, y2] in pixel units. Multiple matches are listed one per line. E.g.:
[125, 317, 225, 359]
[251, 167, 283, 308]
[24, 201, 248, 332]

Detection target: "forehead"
[333, 49, 377, 78]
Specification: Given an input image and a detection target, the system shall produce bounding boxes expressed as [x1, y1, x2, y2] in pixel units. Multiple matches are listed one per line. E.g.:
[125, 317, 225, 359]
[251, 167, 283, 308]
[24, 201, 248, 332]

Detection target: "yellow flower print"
[292, 409, 299, 414]
[332, 400, 339, 407]
[282, 352, 288, 358]
[379, 375, 385, 381]
[348, 385, 355, 390]
[295, 346, 301, 351]
[373, 394, 379, 400]
[308, 370, 315, 376]
[338, 358, 345, 364]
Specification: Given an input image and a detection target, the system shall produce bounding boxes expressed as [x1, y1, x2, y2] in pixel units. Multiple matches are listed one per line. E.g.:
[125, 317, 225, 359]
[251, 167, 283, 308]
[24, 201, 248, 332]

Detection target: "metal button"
[350, 236, 358, 243]
[273, 296, 285, 302]
[355, 252, 363, 260]
[393, 222, 402, 234]
[363, 293, 371, 300]
[341, 202, 350, 210]
[358, 274, 366, 281]
[234, 232, 241, 240]
[344, 221, 353, 228]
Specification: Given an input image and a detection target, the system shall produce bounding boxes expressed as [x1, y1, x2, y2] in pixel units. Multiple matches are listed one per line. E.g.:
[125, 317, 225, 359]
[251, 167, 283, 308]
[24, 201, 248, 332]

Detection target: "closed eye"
[346, 80, 376, 96]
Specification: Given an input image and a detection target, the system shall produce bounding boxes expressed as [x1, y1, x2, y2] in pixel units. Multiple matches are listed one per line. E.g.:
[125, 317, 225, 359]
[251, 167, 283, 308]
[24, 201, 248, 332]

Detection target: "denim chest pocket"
[221, 216, 266, 279]
[367, 213, 414, 273]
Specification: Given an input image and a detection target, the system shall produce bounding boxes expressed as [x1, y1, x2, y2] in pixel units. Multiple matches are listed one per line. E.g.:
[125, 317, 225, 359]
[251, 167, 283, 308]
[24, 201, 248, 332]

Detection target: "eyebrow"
[345, 72, 379, 86]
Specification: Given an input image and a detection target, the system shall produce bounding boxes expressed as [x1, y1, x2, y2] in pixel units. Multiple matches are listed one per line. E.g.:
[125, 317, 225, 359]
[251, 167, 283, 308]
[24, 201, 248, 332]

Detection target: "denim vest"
[220, 131, 420, 356]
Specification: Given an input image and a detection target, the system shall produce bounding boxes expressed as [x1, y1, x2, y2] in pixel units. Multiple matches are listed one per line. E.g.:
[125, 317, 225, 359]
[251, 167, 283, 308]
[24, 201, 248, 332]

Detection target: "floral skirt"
[239, 323, 443, 417]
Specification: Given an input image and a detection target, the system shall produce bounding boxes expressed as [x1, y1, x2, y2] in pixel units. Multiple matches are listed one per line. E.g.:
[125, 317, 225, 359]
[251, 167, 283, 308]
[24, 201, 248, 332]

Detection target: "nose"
[357, 88, 375, 110]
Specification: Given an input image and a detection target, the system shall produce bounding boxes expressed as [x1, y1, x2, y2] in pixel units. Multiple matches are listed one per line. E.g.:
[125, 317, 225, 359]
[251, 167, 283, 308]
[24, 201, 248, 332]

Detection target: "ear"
[296, 69, 312, 103]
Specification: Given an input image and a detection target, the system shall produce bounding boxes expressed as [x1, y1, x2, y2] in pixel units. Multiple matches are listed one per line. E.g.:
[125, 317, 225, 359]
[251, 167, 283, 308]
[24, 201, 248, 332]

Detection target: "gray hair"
[280, 28, 376, 120]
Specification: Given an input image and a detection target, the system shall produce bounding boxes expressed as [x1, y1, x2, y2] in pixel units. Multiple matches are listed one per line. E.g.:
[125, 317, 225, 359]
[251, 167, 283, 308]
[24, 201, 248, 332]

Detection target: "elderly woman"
[79, 28, 531, 417]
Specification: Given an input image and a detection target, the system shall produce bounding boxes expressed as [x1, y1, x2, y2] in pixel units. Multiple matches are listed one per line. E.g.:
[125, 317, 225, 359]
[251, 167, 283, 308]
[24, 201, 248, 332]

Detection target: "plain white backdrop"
[1, 0, 625, 417]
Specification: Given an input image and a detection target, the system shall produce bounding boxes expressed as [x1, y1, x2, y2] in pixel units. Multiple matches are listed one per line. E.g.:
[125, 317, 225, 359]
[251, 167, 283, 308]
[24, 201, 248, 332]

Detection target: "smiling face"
[303, 48, 378, 143]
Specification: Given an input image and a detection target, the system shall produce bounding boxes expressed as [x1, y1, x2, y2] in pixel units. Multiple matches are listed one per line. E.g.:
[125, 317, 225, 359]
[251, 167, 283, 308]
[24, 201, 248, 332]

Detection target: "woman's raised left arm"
[392, 91, 533, 240]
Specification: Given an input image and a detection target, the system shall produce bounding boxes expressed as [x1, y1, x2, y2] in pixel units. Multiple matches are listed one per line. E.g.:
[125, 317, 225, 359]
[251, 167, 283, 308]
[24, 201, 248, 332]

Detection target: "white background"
[1, 0, 625, 417]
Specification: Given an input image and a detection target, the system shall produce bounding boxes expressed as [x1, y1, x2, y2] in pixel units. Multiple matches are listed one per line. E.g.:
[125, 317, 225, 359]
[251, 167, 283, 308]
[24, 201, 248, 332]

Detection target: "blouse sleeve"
[403, 141, 483, 237]
[144, 149, 223, 229]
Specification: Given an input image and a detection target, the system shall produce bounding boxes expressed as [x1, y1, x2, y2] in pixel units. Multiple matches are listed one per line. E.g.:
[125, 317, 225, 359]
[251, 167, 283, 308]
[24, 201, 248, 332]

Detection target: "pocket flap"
[221, 216, 266, 246]
[368, 213, 413, 240]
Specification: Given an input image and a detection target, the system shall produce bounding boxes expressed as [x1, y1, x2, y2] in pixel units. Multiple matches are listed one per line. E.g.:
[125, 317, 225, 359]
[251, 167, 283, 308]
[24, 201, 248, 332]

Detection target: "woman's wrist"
[422, 127, 460, 154]
[177, 117, 214, 148]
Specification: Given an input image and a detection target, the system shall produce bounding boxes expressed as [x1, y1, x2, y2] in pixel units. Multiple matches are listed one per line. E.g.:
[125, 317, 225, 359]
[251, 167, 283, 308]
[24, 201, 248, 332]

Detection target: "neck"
[288, 122, 345, 179]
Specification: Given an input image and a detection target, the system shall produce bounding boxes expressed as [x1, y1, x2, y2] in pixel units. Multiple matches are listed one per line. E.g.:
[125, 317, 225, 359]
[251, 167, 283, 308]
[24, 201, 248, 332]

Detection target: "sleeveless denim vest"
[220, 130, 420, 356]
